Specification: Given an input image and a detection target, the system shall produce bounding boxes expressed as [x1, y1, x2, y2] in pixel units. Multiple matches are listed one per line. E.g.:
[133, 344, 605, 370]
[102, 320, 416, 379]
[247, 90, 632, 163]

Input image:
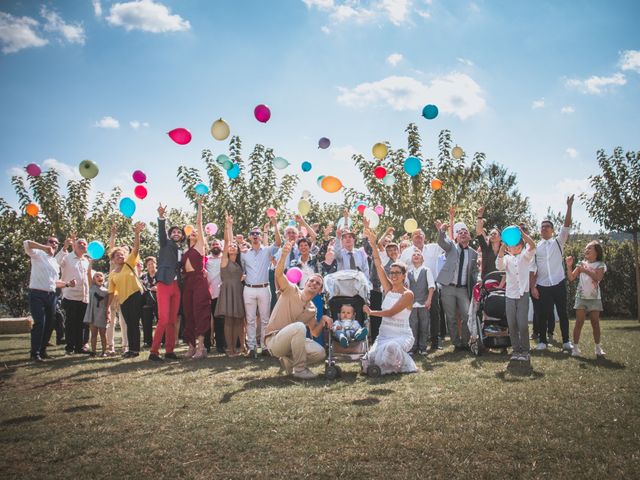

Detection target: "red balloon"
[168, 128, 192, 145]
[357, 204, 366, 215]
[254, 104, 271, 123]
[374, 166, 387, 179]
[134, 185, 148, 199]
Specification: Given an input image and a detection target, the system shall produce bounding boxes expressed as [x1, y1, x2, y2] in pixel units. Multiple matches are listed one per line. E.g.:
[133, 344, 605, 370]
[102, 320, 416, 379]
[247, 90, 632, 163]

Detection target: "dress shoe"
[164, 352, 179, 360]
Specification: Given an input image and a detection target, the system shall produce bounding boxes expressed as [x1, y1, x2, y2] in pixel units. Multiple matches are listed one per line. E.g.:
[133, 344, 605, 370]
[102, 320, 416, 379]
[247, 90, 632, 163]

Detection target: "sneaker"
[562, 341, 573, 351]
[595, 344, 606, 357]
[571, 345, 581, 357]
[100, 352, 109, 358]
[31, 354, 45, 363]
[519, 353, 530, 362]
[148, 353, 163, 362]
[535, 342, 547, 351]
[338, 335, 349, 348]
[418, 349, 428, 356]
[123, 351, 139, 358]
[510, 354, 520, 361]
[164, 352, 179, 360]
[279, 356, 293, 375]
[354, 327, 368, 342]
[292, 368, 317, 380]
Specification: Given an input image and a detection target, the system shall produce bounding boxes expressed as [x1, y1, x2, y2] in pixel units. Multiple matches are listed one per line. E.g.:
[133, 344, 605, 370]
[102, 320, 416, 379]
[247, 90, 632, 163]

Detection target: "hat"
[341, 229, 356, 238]
[453, 222, 469, 237]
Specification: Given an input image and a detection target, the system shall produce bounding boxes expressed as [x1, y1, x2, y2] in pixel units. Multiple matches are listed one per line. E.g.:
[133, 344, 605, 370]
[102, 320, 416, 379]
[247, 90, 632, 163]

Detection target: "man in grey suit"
[435, 220, 478, 351]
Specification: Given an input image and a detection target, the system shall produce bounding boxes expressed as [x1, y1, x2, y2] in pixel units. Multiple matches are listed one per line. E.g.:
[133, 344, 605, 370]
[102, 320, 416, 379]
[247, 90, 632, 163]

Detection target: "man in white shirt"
[531, 195, 574, 351]
[206, 239, 224, 353]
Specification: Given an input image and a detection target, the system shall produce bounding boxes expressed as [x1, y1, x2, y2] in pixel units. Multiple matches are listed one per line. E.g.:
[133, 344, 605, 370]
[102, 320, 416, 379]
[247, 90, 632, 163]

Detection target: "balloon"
[205, 223, 218, 235]
[422, 104, 439, 120]
[254, 104, 271, 123]
[501, 226, 522, 247]
[222, 159, 233, 170]
[316, 175, 325, 186]
[357, 204, 367, 215]
[25, 203, 39, 217]
[132, 170, 146, 183]
[321, 176, 343, 193]
[87, 241, 105, 260]
[301, 161, 312, 172]
[363, 207, 380, 229]
[286, 267, 303, 284]
[374, 166, 387, 179]
[134, 185, 148, 199]
[227, 163, 240, 179]
[301, 190, 311, 199]
[211, 118, 230, 141]
[168, 128, 192, 145]
[216, 154, 230, 165]
[266, 207, 277, 218]
[318, 137, 331, 149]
[287, 219, 297, 227]
[382, 174, 396, 186]
[404, 218, 418, 233]
[273, 157, 289, 169]
[194, 183, 209, 195]
[403, 156, 422, 176]
[79, 160, 99, 179]
[298, 199, 311, 216]
[374, 205, 384, 215]
[372, 143, 388, 160]
[119, 197, 136, 218]
[337, 216, 353, 229]
[431, 178, 443, 190]
[184, 224, 194, 236]
[25, 163, 41, 177]
[452, 146, 464, 159]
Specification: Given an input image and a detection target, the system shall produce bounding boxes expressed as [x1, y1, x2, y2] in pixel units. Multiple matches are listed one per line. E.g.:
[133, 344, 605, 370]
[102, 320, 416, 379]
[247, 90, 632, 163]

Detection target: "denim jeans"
[28, 289, 56, 356]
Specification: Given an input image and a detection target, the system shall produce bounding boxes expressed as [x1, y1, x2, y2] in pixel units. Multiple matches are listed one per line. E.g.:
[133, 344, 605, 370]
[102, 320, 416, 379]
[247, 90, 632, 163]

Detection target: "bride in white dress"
[363, 226, 417, 375]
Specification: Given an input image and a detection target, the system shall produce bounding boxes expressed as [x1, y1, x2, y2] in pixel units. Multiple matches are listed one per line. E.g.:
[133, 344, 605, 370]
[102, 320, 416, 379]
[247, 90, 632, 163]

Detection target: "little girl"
[83, 271, 109, 357]
[566, 241, 607, 357]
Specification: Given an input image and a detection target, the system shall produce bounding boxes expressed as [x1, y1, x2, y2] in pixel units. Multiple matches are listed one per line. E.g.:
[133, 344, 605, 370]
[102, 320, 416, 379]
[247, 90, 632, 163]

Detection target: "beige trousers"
[265, 322, 325, 372]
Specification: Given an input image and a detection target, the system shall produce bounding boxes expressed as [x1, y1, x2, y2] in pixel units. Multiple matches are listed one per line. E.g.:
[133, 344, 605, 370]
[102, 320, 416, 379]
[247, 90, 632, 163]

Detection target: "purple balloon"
[25, 163, 41, 177]
[318, 137, 331, 149]
[254, 104, 271, 123]
[132, 170, 146, 183]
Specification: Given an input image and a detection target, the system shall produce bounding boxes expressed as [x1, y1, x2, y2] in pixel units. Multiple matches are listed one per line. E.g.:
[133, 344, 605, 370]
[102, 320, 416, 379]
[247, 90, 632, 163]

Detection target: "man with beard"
[206, 238, 225, 353]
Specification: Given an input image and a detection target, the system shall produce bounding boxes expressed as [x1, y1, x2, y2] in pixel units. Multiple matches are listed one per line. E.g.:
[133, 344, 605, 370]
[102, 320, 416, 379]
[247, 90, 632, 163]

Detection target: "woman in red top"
[181, 196, 211, 359]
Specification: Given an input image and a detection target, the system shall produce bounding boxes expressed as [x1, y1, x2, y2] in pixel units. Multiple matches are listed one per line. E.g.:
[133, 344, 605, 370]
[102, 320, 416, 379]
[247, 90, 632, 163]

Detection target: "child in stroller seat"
[332, 304, 368, 348]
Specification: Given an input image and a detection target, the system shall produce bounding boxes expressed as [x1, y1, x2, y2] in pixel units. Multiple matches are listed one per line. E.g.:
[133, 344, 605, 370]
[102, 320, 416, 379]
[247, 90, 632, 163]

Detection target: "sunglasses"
[47, 239, 59, 245]
[389, 271, 403, 276]
[249, 232, 261, 237]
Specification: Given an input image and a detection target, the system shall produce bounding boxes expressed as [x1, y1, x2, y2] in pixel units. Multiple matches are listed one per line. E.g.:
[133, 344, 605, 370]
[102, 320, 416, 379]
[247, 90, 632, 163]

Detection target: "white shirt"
[206, 255, 222, 299]
[24, 242, 59, 292]
[56, 250, 90, 303]
[496, 246, 536, 299]
[535, 226, 570, 287]
[399, 243, 444, 278]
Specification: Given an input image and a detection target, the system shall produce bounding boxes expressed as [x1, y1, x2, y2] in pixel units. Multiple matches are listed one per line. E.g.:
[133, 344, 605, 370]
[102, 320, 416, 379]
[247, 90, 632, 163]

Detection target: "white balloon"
[301, 190, 311, 199]
[363, 207, 380, 229]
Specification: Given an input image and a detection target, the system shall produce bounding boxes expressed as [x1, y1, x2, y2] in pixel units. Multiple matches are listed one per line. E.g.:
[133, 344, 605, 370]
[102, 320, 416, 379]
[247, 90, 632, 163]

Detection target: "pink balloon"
[134, 185, 148, 199]
[266, 207, 277, 218]
[374, 205, 384, 215]
[132, 170, 146, 183]
[168, 128, 192, 145]
[205, 223, 218, 235]
[286, 267, 302, 284]
[25, 163, 41, 177]
[254, 104, 271, 123]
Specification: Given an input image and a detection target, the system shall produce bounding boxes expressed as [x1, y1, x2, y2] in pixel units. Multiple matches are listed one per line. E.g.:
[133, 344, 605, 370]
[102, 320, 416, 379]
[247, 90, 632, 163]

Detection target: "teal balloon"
[222, 159, 233, 170]
[273, 157, 289, 169]
[194, 183, 209, 195]
[301, 161, 312, 172]
[119, 197, 136, 218]
[422, 104, 438, 120]
[403, 156, 421, 176]
[382, 174, 396, 186]
[227, 163, 240, 179]
[316, 175, 325, 186]
[501, 226, 522, 247]
[288, 219, 296, 227]
[87, 241, 105, 260]
[216, 154, 230, 165]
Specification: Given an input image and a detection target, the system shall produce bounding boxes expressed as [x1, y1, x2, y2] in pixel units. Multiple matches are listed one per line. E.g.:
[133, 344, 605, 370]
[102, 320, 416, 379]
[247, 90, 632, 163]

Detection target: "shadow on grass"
[1, 414, 46, 426]
[352, 397, 380, 406]
[62, 404, 102, 413]
[495, 361, 545, 382]
[571, 356, 626, 370]
[612, 325, 640, 331]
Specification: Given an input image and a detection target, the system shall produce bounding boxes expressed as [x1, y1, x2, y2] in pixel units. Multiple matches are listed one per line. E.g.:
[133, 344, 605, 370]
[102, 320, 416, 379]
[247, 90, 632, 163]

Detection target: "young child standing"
[83, 271, 109, 357]
[332, 304, 367, 348]
[496, 227, 537, 362]
[566, 241, 607, 357]
[407, 248, 435, 356]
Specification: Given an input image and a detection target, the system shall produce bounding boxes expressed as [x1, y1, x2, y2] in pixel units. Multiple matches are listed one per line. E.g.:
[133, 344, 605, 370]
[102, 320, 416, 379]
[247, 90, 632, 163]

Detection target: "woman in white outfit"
[363, 226, 417, 375]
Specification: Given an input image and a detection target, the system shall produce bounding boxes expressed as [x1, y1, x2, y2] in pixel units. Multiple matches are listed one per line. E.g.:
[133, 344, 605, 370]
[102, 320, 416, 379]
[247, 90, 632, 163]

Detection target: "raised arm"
[262, 222, 269, 247]
[108, 223, 117, 253]
[378, 227, 394, 250]
[157, 203, 168, 247]
[495, 243, 507, 271]
[271, 216, 282, 247]
[364, 227, 392, 293]
[565, 256, 578, 282]
[24, 240, 55, 257]
[564, 195, 574, 229]
[476, 206, 487, 239]
[131, 221, 144, 258]
[195, 197, 206, 255]
[448, 206, 455, 239]
[275, 241, 294, 290]
[221, 212, 233, 269]
[295, 214, 317, 243]
[435, 220, 453, 252]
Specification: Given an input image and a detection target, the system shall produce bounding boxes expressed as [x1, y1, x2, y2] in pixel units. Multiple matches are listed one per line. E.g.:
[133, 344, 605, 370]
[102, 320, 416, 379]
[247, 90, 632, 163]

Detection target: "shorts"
[574, 298, 603, 313]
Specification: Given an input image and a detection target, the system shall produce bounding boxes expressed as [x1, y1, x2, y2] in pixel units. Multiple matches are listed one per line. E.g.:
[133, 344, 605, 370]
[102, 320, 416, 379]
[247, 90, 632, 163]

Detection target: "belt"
[448, 284, 467, 288]
[29, 288, 56, 294]
[246, 283, 269, 288]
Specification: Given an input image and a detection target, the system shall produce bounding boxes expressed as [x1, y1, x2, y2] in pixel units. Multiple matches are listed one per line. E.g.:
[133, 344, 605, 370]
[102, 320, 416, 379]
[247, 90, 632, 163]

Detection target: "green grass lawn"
[1, 320, 639, 480]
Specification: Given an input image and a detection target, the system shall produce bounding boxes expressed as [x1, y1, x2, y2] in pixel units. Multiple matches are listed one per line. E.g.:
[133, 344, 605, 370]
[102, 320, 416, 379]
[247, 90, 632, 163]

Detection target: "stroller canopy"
[323, 270, 372, 301]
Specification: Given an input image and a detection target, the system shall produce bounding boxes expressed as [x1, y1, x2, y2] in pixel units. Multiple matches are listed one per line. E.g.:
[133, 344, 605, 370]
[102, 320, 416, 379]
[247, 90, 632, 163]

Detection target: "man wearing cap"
[242, 218, 281, 356]
[434, 220, 478, 351]
[334, 210, 369, 276]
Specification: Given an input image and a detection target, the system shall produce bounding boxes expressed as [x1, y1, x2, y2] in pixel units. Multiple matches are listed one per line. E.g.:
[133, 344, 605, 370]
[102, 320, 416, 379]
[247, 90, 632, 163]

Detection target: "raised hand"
[565, 256, 574, 268]
[434, 219, 442, 231]
[477, 206, 485, 218]
[134, 221, 145, 234]
[567, 194, 575, 207]
[157, 203, 166, 218]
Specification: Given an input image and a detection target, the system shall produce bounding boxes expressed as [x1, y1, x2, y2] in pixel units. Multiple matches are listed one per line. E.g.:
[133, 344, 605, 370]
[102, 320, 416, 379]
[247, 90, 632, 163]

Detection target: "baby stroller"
[469, 271, 510, 356]
[323, 270, 371, 380]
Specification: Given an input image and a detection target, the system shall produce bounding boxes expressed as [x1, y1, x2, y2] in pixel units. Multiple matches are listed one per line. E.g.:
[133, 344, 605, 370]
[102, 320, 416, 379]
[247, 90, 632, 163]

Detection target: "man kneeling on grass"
[264, 241, 332, 379]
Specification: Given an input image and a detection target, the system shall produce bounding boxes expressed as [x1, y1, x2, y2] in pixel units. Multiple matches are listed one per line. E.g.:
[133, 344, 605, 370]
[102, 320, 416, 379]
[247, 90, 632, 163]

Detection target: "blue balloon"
[119, 197, 136, 218]
[501, 225, 522, 247]
[301, 161, 312, 172]
[422, 104, 438, 120]
[87, 241, 105, 260]
[227, 163, 240, 179]
[288, 219, 297, 227]
[194, 183, 209, 195]
[403, 156, 422, 176]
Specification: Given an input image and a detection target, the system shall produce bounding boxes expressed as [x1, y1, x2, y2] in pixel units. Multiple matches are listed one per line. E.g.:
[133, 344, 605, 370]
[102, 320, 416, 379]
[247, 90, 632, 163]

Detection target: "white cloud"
[619, 49, 640, 73]
[42, 158, 82, 181]
[303, 0, 413, 26]
[561, 105, 575, 114]
[528, 177, 596, 231]
[94, 116, 120, 129]
[130, 120, 149, 129]
[321, 25, 331, 34]
[41, 6, 85, 45]
[457, 57, 473, 66]
[381, 0, 411, 26]
[303, 0, 335, 8]
[337, 73, 486, 120]
[531, 98, 545, 109]
[107, 0, 191, 33]
[92, 0, 103, 17]
[0, 12, 48, 54]
[387, 53, 403, 66]
[565, 147, 578, 159]
[330, 4, 375, 23]
[8, 166, 26, 177]
[566, 72, 626, 94]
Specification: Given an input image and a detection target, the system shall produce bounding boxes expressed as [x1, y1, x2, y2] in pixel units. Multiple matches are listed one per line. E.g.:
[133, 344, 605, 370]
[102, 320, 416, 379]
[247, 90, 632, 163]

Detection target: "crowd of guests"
[23, 193, 608, 377]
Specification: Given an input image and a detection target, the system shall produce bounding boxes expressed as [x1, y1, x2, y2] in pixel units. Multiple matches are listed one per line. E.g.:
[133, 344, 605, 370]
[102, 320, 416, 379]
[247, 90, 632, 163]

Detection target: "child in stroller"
[469, 271, 511, 355]
[332, 304, 368, 348]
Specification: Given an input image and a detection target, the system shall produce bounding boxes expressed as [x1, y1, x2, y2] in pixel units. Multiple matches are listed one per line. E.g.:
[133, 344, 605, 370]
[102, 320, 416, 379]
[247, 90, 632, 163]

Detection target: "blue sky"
[1, 0, 639, 232]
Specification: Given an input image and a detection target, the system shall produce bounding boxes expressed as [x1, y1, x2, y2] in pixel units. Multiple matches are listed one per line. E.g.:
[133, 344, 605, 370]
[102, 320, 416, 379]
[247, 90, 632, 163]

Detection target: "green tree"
[581, 147, 640, 320]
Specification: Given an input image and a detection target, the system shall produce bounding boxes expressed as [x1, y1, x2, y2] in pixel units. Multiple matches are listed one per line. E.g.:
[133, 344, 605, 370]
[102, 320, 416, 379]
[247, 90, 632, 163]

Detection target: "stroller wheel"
[470, 342, 479, 356]
[325, 365, 338, 380]
[367, 365, 381, 378]
[334, 365, 342, 378]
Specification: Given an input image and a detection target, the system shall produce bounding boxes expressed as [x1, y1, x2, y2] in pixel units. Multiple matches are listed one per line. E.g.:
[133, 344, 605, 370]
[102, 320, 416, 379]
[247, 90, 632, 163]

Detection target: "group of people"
[24, 193, 607, 377]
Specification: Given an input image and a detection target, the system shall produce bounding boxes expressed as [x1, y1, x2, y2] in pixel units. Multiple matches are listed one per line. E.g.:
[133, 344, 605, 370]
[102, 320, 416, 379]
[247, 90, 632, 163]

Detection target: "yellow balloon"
[184, 224, 194, 236]
[404, 218, 418, 233]
[372, 142, 388, 160]
[211, 118, 230, 141]
[321, 176, 343, 193]
[298, 199, 311, 216]
[452, 146, 464, 160]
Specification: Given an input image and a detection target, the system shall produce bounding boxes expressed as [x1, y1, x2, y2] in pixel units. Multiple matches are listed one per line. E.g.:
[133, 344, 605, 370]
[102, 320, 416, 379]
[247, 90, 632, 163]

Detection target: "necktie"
[288, 249, 295, 266]
[457, 246, 466, 286]
[348, 251, 356, 270]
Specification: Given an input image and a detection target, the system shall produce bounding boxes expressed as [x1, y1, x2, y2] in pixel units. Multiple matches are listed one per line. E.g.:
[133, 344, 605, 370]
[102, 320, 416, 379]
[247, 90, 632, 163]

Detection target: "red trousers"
[151, 280, 180, 354]
[182, 271, 211, 346]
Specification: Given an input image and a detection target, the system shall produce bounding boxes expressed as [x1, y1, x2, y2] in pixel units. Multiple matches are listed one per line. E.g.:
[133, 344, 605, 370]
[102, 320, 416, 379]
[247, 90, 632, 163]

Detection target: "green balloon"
[79, 160, 99, 179]
[273, 157, 289, 170]
[216, 154, 230, 165]
[222, 159, 233, 170]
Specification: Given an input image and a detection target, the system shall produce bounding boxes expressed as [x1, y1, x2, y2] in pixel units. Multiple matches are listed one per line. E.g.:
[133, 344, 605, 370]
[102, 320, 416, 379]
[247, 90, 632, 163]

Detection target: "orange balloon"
[321, 176, 343, 193]
[431, 178, 443, 190]
[25, 203, 39, 217]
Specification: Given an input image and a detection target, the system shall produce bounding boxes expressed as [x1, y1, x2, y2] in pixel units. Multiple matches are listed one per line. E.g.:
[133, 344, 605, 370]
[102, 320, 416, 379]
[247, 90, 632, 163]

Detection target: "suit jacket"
[156, 218, 181, 285]
[435, 229, 478, 299]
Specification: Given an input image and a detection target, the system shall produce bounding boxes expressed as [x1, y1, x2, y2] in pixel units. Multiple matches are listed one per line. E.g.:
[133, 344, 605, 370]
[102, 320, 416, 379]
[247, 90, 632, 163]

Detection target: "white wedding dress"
[367, 291, 417, 375]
